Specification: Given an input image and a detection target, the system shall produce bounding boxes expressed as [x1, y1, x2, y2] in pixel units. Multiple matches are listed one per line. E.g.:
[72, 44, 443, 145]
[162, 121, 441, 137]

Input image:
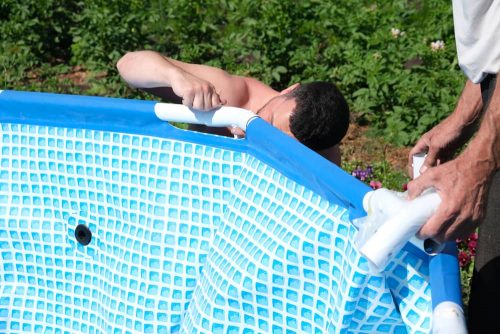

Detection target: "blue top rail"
[0, 90, 371, 219]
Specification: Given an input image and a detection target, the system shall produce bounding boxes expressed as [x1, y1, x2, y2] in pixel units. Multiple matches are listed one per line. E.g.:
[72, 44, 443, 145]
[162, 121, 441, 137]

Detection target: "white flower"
[391, 28, 401, 38]
[430, 40, 445, 51]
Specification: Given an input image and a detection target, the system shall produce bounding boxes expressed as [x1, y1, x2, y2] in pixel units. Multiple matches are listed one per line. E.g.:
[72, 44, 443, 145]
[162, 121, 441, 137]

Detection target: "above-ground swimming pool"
[0, 91, 463, 333]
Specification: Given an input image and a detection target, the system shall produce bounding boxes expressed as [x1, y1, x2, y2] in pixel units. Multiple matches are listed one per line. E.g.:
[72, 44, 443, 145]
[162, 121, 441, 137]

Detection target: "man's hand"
[172, 69, 226, 111]
[117, 51, 229, 111]
[407, 156, 491, 242]
[408, 117, 471, 177]
[408, 80, 483, 177]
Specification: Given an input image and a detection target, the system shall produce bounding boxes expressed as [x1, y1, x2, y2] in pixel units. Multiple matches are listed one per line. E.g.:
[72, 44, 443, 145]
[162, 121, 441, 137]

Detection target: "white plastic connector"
[432, 301, 467, 334]
[413, 152, 427, 178]
[410, 153, 445, 254]
[154, 103, 259, 131]
[362, 188, 405, 216]
[360, 188, 441, 271]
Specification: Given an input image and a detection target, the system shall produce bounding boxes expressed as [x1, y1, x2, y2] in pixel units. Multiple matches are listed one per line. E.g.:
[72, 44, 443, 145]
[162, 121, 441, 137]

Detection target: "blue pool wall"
[0, 90, 462, 333]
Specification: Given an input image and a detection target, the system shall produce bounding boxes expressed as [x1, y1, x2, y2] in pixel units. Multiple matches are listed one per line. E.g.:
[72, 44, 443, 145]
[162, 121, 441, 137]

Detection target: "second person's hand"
[407, 155, 491, 242]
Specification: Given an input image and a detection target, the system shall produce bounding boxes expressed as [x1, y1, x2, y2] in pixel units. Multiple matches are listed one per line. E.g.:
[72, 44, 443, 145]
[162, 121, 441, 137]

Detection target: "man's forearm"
[450, 79, 483, 133]
[460, 77, 500, 175]
[117, 51, 180, 89]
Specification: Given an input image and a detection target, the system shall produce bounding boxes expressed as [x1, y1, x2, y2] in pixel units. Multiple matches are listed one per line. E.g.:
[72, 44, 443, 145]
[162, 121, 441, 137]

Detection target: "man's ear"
[279, 83, 300, 95]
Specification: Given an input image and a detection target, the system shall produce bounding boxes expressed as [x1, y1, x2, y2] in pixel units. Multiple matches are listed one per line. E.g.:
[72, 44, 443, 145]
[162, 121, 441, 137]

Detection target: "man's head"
[256, 81, 350, 151]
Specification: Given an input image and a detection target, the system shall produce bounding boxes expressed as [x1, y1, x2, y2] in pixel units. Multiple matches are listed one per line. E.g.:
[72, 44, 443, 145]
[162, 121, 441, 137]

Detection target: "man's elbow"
[116, 52, 146, 89]
[116, 51, 136, 76]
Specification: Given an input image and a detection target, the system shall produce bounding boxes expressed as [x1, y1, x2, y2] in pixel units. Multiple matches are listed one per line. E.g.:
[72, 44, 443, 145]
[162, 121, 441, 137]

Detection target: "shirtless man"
[117, 50, 349, 165]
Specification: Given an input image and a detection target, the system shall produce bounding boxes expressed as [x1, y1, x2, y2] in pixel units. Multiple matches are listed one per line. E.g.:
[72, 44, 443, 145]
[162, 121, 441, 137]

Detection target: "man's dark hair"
[288, 82, 349, 151]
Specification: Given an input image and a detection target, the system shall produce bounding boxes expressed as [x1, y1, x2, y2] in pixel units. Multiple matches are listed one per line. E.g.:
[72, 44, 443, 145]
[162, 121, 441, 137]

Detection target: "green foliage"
[70, 0, 151, 70]
[1, 0, 465, 145]
[0, 0, 78, 86]
[342, 160, 409, 191]
[460, 249, 475, 308]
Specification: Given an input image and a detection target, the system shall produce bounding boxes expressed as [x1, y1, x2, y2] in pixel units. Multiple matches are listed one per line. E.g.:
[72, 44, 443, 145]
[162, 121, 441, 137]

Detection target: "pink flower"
[468, 240, 477, 256]
[369, 180, 382, 189]
[402, 183, 408, 191]
[458, 250, 471, 268]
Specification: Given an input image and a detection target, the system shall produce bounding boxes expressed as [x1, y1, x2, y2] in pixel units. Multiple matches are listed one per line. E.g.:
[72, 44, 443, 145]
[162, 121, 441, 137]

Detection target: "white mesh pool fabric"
[0, 124, 433, 333]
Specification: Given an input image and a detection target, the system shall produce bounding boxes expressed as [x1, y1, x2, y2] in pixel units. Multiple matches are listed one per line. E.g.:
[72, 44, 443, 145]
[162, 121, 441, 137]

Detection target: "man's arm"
[117, 50, 273, 111]
[117, 51, 240, 110]
[408, 77, 500, 241]
[408, 79, 483, 176]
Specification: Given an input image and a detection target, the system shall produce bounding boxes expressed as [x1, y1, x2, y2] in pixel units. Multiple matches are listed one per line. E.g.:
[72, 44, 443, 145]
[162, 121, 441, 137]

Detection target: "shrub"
[70, 0, 150, 70]
[0, 1, 78, 85]
[1, 0, 465, 145]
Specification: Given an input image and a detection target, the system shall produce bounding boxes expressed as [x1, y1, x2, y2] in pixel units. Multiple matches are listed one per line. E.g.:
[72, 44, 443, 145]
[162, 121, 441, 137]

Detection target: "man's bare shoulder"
[238, 77, 278, 111]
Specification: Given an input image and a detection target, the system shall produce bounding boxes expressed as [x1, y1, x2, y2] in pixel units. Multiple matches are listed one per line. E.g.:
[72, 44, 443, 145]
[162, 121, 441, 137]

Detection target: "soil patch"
[341, 123, 411, 173]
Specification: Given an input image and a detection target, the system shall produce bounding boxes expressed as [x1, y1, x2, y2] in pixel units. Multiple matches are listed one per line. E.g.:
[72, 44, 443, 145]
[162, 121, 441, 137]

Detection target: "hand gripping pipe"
[359, 153, 467, 334]
[361, 189, 467, 333]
